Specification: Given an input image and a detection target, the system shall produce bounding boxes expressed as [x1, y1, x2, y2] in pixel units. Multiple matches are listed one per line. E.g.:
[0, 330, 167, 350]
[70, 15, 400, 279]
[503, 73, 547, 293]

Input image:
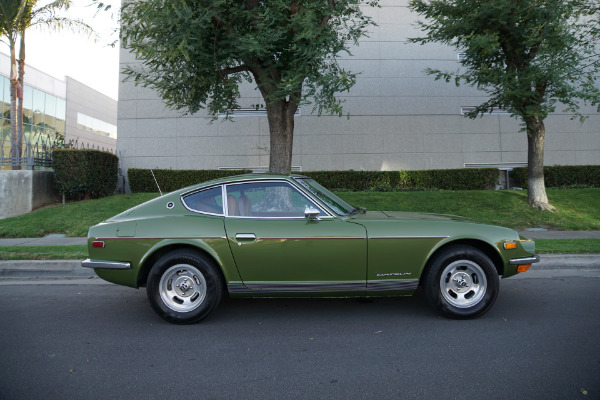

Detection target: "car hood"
[351, 210, 478, 223]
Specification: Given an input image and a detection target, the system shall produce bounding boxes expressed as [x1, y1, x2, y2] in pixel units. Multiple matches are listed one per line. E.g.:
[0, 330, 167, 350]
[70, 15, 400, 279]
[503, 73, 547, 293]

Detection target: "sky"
[18, 0, 121, 100]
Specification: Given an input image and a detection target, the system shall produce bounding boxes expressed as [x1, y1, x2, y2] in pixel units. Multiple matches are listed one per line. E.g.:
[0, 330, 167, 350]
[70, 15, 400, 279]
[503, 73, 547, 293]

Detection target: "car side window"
[225, 181, 324, 218]
[182, 186, 224, 215]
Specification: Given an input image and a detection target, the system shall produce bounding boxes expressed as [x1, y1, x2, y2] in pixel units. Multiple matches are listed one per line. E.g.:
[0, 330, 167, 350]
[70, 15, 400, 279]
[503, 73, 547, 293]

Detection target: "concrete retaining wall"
[0, 171, 58, 219]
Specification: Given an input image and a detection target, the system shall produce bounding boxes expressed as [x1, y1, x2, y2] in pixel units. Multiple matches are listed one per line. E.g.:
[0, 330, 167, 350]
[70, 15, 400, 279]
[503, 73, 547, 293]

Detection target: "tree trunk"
[9, 38, 20, 170]
[17, 33, 25, 165]
[266, 100, 296, 173]
[525, 116, 555, 211]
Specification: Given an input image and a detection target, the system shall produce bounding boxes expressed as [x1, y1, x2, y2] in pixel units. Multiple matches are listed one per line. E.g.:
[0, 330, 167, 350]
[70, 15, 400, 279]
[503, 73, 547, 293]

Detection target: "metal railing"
[1, 131, 116, 170]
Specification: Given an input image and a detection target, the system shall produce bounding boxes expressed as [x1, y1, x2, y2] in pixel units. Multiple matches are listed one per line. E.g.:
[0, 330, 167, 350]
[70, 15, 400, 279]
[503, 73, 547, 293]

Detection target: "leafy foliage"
[513, 165, 600, 188]
[120, 0, 378, 172]
[127, 168, 498, 192]
[53, 149, 118, 199]
[409, 0, 600, 122]
[408, 0, 600, 210]
[121, 0, 377, 115]
[128, 168, 252, 193]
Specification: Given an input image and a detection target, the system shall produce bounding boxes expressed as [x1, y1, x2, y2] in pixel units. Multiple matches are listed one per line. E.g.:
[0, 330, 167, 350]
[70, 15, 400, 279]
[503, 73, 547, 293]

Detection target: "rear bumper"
[81, 259, 131, 270]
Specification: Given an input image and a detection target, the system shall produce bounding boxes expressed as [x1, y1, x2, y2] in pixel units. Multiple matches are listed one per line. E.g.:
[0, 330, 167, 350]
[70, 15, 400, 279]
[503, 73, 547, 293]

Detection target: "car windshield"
[295, 178, 357, 216]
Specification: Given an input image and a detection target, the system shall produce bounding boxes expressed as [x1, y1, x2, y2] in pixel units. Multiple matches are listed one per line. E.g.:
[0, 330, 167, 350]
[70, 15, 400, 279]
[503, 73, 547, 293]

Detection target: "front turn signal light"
[517, 264, 531, 273]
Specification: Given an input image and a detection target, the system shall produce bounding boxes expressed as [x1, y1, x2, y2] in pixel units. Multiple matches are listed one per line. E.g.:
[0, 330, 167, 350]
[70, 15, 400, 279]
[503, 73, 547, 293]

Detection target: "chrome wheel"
[159, 264, 207, 313]
[440, 260, 487, 309]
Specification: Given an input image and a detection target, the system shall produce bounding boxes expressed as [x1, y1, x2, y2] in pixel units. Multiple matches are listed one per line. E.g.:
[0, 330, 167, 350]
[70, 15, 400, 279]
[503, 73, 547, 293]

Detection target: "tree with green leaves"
[121, 0, 378, 173]
[0, 0, 94, 169]
[409, 0, 600, 211]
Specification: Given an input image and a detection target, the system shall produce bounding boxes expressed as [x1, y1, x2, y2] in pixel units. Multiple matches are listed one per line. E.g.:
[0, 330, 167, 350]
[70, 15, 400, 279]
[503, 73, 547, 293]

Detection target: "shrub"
[53, 149, 118, 199]
[302, 169, 498, 191]
[128, 168, 252, 192]
[512, 165, 600, 188]
[127, 168, 497, 192]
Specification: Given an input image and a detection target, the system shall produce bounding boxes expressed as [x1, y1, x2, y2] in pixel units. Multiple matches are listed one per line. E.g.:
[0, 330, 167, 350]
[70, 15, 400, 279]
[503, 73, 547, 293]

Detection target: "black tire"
[423, 245, 499, 319]
[146, 249, 223, 324]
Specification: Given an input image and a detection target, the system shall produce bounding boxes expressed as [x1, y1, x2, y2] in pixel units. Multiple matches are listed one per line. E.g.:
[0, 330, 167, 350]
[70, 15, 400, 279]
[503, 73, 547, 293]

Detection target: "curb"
[0, 260, 96, 279]
[533, 254, 600, 270]
[0, 254, 599, 279]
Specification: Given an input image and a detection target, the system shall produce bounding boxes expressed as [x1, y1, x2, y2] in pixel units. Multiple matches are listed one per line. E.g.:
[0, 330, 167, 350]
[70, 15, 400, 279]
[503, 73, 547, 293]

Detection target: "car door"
[224, 180, 367, 293]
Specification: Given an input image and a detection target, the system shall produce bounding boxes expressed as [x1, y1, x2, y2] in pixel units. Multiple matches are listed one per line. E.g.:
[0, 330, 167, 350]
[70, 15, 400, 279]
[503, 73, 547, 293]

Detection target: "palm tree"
[0, 0, 27, 169]
[0, 0, 94, 169]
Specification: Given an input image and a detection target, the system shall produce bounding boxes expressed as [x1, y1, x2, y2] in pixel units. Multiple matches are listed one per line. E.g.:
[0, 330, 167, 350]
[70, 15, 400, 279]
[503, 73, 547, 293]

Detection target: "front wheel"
[423, 245, 499, 319]
[146, 250, 223, 324]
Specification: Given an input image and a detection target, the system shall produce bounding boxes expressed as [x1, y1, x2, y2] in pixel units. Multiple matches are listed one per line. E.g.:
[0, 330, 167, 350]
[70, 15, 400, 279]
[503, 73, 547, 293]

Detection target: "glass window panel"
[2, 76, 10, 119]
[225, 181, 323, 218]
[44, 95, 56, 129]
[32, 89, 45, 127]
[182, 187, 224, 215]
[22, 85, 33, 125]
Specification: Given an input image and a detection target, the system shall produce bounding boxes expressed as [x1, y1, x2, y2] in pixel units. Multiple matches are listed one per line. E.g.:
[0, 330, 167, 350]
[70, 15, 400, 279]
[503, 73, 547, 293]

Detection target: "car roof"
[179, 173, 308, 193]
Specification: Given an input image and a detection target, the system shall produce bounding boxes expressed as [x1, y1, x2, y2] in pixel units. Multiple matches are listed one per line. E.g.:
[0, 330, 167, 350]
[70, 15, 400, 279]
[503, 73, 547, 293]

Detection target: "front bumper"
[509, 256, 541, 265]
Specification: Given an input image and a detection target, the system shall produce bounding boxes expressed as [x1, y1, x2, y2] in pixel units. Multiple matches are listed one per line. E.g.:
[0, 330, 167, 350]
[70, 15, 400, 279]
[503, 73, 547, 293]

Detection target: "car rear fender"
[136, 239, 240, 289]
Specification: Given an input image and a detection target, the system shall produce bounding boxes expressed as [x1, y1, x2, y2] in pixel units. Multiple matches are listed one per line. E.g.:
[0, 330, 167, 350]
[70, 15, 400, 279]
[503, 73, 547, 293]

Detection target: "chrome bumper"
[81, 259, 131, 270]
[510, 255, 541, 265]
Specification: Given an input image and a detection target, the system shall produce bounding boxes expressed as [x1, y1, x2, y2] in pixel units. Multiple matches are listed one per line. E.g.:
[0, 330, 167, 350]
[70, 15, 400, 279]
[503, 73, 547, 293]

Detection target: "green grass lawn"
[338, 188, 600, 231]
[0, 245, 88, 260]
[0, 188, 598, 236]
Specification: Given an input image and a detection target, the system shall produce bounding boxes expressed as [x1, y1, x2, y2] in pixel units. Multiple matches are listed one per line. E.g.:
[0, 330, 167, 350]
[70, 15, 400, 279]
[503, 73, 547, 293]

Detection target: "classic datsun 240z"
[82, 174, 539, 324]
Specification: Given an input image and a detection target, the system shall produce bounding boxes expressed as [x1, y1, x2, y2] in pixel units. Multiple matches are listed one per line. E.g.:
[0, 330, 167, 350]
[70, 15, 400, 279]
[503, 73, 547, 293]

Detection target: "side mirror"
[305, 206, 321, 221]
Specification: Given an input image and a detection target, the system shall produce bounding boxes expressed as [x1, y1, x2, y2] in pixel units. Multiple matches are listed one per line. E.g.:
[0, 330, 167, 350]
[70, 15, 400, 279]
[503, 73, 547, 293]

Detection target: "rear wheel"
[146, 250, 223, 324]
[423, 245, 499, 319]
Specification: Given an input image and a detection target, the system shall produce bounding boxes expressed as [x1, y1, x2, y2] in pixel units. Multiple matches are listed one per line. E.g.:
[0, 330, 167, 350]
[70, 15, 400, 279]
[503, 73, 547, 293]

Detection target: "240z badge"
[377, 272, 412, 277]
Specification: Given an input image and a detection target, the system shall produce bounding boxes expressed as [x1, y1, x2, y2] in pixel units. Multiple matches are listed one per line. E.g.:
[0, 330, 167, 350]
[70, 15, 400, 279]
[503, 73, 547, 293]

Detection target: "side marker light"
[92, 241, 105, 248]
[517, 264, 531, 273]
[504, 242, 517, 250]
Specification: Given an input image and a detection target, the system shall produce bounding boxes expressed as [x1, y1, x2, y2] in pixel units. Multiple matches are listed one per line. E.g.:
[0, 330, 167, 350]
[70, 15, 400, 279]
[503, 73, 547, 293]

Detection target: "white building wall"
[116, 1, 600, 174]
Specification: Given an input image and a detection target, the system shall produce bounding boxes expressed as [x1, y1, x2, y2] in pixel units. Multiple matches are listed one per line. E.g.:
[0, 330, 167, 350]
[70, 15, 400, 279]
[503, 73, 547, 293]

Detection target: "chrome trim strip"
[229, 281, 365, 293]
[94, 236, 227, 240]
[369, 236, 449, 239]
[81, 259, 131, 270]
[227, 280, 419, 294]
[367, 280, 419, 291]
[256, 236, 364, 240]
[510, 255, 541, 265]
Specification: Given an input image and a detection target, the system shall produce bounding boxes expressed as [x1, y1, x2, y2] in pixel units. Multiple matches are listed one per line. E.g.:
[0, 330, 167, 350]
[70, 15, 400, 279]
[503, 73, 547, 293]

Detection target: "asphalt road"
[1, 270, 599, 400]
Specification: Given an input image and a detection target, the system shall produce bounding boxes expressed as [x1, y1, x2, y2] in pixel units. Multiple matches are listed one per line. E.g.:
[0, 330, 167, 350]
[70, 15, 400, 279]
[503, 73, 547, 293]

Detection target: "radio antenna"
[151, 170, 163, 196]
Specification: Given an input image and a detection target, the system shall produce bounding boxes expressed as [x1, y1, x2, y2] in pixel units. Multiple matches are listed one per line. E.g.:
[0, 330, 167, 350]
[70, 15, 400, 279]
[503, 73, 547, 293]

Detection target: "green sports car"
[82, 173, 539, 324]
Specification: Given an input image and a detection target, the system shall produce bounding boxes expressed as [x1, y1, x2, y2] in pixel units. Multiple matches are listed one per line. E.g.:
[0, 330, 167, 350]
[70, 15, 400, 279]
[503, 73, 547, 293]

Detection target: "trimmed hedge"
[128, 168, 498, 192]
[303, 169, 498, 191]
[128, 168, 252, 193]
[53, 149, 118, 199]
[512, 165, 600, 188]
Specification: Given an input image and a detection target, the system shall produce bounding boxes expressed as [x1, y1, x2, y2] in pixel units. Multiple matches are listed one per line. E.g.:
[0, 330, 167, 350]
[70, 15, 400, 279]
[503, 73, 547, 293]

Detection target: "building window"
[76, 112, 117, 139]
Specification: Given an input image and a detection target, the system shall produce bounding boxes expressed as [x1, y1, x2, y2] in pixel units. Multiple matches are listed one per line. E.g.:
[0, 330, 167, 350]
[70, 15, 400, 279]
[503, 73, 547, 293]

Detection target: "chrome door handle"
[235, 233, 256, 240]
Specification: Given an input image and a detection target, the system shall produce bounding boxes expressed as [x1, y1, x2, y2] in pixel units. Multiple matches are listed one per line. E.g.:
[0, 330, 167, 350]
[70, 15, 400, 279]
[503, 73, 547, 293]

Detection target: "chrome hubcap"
[440, 260, 487, 308]
[159, 264, 207, 312]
